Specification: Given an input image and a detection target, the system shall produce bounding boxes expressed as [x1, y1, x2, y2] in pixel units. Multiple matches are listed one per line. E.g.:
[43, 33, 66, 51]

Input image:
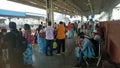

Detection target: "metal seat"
[83, 43, 102, 67]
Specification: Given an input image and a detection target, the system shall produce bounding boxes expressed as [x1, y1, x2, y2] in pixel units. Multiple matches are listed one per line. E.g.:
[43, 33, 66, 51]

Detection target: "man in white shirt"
[45, 21, 54, 56]
[78, 21, 82, 34]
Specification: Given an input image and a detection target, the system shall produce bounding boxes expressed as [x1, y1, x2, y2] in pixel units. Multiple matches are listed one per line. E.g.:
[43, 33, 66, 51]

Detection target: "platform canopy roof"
[0, 9, 26, 17]
[0, 9, 46, 18]
[9, 0, 120, 16]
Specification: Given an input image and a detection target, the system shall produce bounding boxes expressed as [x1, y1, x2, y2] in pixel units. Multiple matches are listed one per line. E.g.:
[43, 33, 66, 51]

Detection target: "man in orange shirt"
[56, 21, 66, 55]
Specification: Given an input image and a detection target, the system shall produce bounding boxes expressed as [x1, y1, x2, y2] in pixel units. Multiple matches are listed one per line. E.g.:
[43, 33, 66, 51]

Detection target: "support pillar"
[107, 10, 113, 21]
[8, 17, 11, 22]
[81, 15, 83, 23]
[46, 0, 54, 24]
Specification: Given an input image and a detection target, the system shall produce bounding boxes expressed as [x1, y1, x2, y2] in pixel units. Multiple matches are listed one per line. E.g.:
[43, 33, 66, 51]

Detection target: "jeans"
[78, 51, 84, 65]
[57, 39, 65, 53]
[45, 40, 53, 55]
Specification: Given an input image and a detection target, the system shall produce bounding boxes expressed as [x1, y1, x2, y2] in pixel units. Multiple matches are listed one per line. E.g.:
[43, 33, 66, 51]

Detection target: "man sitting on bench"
[74, 32, 95, 67]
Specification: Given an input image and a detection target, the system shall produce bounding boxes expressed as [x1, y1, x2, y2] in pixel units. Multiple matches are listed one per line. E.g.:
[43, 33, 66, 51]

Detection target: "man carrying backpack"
[3, 22, 25, 68]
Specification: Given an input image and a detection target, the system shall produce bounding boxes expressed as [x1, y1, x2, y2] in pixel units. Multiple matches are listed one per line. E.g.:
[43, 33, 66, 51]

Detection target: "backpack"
[83, 45, 95, 58]
[89, 38, 99, 57]
[11, 31, 28, 54]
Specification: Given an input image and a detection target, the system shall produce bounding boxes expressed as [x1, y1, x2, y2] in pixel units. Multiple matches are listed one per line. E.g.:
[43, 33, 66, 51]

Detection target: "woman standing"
[23, 24, 33, 68]
[37, 25, 46, 53]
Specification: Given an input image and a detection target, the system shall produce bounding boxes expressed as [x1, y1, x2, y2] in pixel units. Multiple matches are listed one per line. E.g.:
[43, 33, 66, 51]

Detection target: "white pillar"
[81, 15, 83, 22]
[46, 0, 54, 25]
[107, 10, 113, 21]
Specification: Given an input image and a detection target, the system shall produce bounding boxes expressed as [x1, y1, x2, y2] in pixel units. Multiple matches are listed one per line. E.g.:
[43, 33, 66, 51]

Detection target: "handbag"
[74, 47, 80, 58]
[53, 41, 57, 49]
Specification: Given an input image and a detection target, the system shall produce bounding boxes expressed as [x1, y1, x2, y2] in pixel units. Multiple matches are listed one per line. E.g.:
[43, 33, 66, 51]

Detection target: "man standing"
[3, 22, 24, 68]
[77, 21, 82, 35]
[56, 21, 66, 55]
[45, 21, 54, 56]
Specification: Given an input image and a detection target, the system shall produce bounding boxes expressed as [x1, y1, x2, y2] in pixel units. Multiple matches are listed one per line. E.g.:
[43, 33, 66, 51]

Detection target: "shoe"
[56, 53, 61, 55]
[74, 64, 81, 67]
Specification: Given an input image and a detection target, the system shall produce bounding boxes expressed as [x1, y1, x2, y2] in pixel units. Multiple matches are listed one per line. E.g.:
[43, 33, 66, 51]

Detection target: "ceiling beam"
[53, 1, 74, 15]
[107, 0, 120, 11]
[65, 0, 83, 15]
[88, 0, 94, 15]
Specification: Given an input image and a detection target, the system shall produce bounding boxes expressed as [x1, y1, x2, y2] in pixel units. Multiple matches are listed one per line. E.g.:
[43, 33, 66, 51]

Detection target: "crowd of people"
[0, 22, 33, 68]
[0, 20, 103, 68]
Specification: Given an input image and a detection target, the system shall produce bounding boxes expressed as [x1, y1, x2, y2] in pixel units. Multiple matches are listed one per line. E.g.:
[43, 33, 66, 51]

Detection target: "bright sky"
[116, 3, 120, 7]
[0, 0, 46, 14]
[112, 3, 120, 20]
